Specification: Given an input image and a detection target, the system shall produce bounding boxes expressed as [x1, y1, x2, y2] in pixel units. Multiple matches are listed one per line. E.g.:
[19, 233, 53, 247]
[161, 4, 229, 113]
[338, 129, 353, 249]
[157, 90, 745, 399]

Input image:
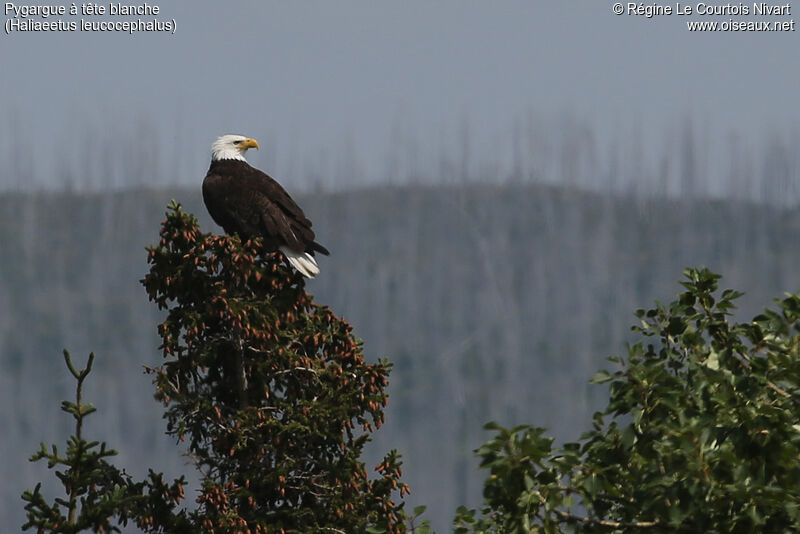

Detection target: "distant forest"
[2, 120, 799, 531]
[2, 115, 798, 205]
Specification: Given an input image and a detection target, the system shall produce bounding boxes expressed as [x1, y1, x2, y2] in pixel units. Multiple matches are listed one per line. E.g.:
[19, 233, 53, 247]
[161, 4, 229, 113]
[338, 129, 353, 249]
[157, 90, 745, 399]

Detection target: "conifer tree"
[23, 202, 413, 533]
[140, 201, 410, 533]
[21, 351, 186, 533]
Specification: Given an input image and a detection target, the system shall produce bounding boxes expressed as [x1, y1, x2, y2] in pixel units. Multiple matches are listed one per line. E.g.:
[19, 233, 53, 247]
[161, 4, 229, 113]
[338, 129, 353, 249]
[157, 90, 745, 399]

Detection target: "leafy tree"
[140, 201, 410, 533]
[454, 267, 800, 533]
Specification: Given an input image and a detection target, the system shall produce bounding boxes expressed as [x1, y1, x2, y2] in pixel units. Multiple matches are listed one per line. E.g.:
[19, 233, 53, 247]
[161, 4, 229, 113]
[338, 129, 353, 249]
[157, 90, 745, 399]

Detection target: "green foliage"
[140, 201, 410, 533]
[21, 351, 186, 533]
[24, 201, 413, 533]
[455, 267, 800, 532]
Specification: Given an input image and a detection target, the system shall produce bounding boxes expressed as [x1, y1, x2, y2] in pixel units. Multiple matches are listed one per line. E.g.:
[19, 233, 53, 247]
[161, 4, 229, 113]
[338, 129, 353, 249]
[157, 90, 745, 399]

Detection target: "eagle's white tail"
[280, 246, 321, 278]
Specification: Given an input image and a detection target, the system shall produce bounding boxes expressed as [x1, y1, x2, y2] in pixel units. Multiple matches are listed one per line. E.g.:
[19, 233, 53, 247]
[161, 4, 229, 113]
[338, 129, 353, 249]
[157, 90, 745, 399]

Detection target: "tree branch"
[553, 509, 660, 528]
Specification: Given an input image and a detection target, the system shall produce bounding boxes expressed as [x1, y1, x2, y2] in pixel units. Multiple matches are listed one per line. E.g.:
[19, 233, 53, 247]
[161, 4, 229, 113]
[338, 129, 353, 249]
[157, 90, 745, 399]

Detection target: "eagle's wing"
[245, 167, 329, 256]
[204, 163, 329, 256]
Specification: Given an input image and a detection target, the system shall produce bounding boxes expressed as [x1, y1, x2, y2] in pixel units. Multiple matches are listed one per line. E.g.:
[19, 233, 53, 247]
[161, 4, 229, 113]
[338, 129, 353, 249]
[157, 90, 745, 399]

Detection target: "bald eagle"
[202, 134, 329, 278]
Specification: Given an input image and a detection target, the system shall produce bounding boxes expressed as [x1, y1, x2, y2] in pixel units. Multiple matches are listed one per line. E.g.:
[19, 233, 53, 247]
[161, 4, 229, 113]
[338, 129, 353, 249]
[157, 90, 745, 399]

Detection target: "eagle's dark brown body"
[202, 159, 329, 257]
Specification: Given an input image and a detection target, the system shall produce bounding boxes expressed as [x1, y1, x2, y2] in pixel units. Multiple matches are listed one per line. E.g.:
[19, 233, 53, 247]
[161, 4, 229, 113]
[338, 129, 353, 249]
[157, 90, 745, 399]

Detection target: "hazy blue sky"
[2, 1, 798, 190]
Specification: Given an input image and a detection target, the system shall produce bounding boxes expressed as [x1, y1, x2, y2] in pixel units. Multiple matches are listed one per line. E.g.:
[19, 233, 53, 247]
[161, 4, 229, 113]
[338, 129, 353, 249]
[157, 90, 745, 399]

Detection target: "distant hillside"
[2, 184, 799, 531]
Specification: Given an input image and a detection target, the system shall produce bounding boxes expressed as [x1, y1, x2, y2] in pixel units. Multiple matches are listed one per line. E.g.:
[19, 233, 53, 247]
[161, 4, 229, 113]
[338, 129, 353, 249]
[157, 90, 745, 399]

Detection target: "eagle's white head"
[211, 134, 259, 162]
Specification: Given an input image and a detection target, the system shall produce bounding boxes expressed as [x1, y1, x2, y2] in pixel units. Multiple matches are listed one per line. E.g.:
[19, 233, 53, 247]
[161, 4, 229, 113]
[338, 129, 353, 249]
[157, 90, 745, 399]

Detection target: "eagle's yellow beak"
[241, 138, 259, 150]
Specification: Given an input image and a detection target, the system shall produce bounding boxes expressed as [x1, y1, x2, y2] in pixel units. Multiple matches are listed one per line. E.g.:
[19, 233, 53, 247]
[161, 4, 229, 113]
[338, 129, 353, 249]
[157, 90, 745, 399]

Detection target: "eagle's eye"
[233, 140, 242, 145]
